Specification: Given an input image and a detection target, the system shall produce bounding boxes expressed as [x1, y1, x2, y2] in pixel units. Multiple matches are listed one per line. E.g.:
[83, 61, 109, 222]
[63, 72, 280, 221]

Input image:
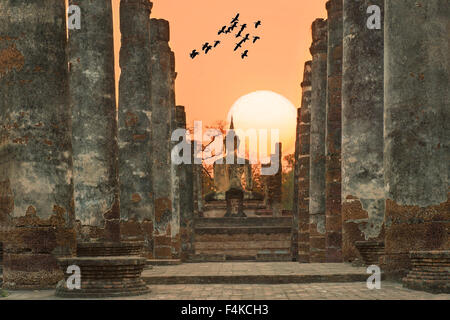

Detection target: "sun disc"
[226, 90, 297, 160]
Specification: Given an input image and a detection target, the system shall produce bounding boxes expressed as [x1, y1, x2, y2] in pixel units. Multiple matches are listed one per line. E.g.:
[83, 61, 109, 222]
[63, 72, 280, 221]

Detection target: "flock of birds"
[190, 13, 262, 60]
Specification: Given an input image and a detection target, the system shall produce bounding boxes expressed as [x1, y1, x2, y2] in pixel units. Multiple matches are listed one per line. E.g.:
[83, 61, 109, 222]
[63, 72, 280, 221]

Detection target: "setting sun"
[227, 90, 297, 157]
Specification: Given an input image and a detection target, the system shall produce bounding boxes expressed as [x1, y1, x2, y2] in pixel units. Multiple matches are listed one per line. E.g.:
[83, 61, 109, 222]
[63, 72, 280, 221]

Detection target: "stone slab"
[142, 262, 371, 284]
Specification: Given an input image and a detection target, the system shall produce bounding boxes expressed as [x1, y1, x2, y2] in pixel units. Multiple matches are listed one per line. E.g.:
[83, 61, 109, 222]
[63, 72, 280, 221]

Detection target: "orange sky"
[111, 0, 327, 132]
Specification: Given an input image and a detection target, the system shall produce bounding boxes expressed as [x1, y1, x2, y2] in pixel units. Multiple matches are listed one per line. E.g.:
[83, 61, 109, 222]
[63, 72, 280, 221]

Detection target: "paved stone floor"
[1, 282, 449, 300]
[1, 263, 448, 300]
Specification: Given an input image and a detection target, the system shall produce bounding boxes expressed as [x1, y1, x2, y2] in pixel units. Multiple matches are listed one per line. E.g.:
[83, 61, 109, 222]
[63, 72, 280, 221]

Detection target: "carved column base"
[403, 251, 450, 294]
[77, 241, 144, 257]
[354, 241, 385, 266]
[55, 256, 149, 298]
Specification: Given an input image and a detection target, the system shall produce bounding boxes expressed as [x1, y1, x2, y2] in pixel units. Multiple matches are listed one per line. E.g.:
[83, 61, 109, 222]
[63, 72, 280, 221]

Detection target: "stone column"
[384, 0, 449, 277]
[275, 143, 282, 217]
[325, 0, 343, 262]
[190, 133, 202, 217]
[170, 104, 180, 258]
[309, 18, 328, 263]
[150, 19, 174, 259]
[342, 0, 385, 262]
[265, 143, 282, 217]
[69, 0, 119, 243]
[175, 106, 194, 261]
[118, 0, 154, 256]
[297, 61, 312, 263]
[0, 1, 75, 289]
[193, 149, 204, 216]
[0, 241, 3, 271]
[292, 111, 301, 260]
[169, 52, 181, 259]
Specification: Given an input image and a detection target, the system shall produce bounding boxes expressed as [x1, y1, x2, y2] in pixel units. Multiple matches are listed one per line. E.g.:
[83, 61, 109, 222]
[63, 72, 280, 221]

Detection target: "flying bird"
[227, 21, 238, 33]
[255, 20, 262, 28]
[214, 40, 221, 47]
[234, 42, 243, 51]
[241, 50, 248, 59]
[202, 42, 210, 51]
[189, 49, 199, 59]
[253, 36, 260, 43]
[236, 25, 247, 38]
[218, 25, 227, 35]
[231, 13, 240, 24]
[241, 33, 250, 43]
[204, 45, 213, 54]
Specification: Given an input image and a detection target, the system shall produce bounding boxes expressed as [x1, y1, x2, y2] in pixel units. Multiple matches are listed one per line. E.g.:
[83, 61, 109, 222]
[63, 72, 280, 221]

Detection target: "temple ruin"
[293, 0, 448, 293]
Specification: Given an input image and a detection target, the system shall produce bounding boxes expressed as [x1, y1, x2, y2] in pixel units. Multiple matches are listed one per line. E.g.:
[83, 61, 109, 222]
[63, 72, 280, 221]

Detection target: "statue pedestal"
[203, 190, 265, 217]
[224, 188, 246, 217]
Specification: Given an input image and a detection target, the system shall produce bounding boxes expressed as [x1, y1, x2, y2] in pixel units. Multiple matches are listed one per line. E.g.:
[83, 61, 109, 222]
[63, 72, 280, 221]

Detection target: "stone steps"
[192, 217, 294, 261]
[195, 232, 291, 242]
[146, 259, 182, 266]
[256, 252, 293, 262]
[195, 226, 292, 235]
[195, 249, 291, 256]
[187, 254, 227, 262]
[188, 251, 292, 262]
[195, 240, 292, 250]
[195, 217, 292, 228]
[142, 272, 369, 285]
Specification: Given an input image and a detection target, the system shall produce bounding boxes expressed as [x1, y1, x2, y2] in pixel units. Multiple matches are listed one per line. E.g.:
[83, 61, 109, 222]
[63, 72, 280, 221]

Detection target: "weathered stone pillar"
[56, 1, 151, 298]
[275, 142, 282, 217]
[69, 0, 119, 243]
[309, 18, 328, 263]
[265, 143, 282, 217]
[384, 0, 449, 277]
[0, 1, 75, 289]
[193, 148, 204, 216]
[169, 52, 181, 259]
[174, 106, 195, 261]
[118, 0, 154, 257]
[169, 104, 180, 261]
[296, 61, 312, 263]
[325, 0, 343, 262]
[150, 19, 174, 259]
[292, 109, 301, 260]
[0, 241, 3, 271]
[342, 0, 385, 262]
